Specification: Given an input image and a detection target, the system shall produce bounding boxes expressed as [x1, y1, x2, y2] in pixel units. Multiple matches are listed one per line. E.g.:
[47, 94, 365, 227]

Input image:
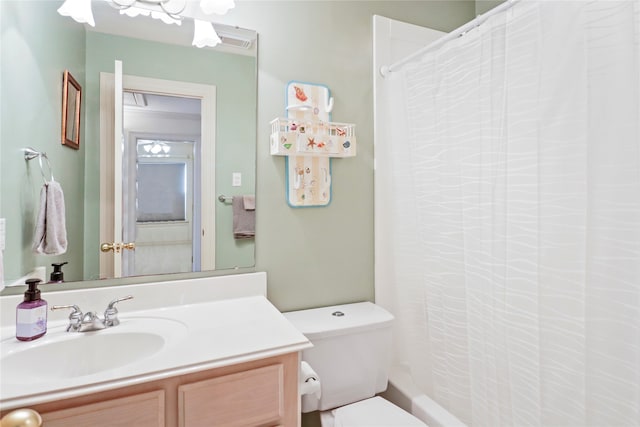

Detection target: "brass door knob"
[1, 408, 42, 427]
[100, 242, 115, 252]
[100, 242, 136, 253]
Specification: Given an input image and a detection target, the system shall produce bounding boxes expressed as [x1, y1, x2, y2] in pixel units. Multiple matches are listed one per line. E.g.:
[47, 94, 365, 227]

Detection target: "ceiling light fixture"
[192, 19, 222, 48]
[111, 0, 187, 21]
[141, 141, 171, 155]
[56, 0, 235, 47]
[57, 0, 95, 27]
[119, 6, 182, 25]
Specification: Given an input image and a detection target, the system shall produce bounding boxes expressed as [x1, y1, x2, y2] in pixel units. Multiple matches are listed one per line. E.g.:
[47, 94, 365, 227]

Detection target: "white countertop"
[0, 274, 311, 410]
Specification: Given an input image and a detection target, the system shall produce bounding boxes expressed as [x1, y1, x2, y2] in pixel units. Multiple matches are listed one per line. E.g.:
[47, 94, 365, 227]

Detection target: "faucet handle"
[106, 295, 134, 311]
[104, 295, 134, 327]
[51, 304, 83, 332]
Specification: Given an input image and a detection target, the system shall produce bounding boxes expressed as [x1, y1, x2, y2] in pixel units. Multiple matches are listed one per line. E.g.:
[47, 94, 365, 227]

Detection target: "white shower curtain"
[386, 1, 640, 426]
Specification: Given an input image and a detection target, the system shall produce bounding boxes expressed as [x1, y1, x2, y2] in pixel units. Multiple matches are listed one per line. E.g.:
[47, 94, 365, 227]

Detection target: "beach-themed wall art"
[270, 81, 357, 207]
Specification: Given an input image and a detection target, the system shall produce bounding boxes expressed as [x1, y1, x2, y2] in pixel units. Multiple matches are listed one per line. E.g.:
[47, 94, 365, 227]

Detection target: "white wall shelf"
[270, 118, 356, 158]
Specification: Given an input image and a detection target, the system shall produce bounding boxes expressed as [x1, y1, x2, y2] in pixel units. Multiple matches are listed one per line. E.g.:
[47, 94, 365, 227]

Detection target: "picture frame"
[61, 69, 81, 149]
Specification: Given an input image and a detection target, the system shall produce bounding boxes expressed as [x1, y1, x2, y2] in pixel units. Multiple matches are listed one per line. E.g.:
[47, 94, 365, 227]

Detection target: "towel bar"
[23, 147, 54, 183]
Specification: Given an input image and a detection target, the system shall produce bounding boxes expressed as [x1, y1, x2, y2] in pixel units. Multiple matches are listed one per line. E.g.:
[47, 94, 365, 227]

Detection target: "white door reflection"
[121, 92, 203, 277]
[122, 138, 200, 276]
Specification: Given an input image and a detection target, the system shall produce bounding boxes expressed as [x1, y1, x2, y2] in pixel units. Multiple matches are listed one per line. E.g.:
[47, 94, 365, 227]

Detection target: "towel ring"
[23, 147, 55, 183]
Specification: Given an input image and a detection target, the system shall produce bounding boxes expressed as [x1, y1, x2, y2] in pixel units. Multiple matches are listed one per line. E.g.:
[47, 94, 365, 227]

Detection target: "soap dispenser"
[16, 278, 47, 341]
[49, 262, 68, 283]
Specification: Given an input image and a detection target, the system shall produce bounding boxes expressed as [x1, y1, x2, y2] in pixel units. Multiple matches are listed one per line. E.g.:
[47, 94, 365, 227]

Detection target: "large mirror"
[0, 0, 257, 287]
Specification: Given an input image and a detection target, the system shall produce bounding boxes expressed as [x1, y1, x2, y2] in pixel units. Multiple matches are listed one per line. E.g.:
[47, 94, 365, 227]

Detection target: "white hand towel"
[32, 181, 68, 255]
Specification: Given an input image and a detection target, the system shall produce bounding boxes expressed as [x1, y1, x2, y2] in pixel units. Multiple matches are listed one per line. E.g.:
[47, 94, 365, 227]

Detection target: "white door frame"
[99, 73, 216, 278]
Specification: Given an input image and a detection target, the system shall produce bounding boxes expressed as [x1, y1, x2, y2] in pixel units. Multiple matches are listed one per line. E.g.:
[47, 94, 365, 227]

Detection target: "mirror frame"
[62, 69, 82, 150]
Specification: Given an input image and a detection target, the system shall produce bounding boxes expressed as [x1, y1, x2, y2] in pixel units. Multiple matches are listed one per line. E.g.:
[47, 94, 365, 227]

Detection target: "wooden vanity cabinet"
[14, 352, 300, 427]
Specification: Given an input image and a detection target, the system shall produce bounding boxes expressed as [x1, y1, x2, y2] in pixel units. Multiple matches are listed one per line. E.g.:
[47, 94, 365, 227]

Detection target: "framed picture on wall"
[61, 69, 81, 150]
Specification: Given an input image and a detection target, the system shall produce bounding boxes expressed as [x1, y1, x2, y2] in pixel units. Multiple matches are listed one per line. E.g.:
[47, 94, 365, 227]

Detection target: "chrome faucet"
[51, 296, 134, 332]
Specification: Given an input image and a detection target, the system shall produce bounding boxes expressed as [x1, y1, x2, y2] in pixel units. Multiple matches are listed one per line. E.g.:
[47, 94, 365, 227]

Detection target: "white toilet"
[284, 302, 427, 427]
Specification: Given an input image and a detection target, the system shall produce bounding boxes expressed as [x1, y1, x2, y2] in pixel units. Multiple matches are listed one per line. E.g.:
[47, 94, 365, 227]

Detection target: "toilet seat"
[326, 396, 428, 427]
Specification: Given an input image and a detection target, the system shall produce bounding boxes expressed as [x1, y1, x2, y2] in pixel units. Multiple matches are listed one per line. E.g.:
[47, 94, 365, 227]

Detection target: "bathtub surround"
[377, 1, 640, 426]
[382, 366, 466, 427]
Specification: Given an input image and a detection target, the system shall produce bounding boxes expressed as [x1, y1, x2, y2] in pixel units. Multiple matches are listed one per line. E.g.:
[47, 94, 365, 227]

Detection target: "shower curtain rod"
[380, 0, 520, 77]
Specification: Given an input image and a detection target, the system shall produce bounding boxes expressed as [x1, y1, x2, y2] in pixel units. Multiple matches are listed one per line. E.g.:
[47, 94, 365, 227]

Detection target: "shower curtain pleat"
[386, 1, 640, 426]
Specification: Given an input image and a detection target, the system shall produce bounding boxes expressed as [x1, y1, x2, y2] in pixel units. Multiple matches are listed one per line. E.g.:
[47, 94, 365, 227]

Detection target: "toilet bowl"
[321, 397, 427, 427]
[284, 302, 428, 427]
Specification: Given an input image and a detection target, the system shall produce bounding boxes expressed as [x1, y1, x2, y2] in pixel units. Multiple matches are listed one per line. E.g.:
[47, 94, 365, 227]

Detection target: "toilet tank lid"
[283, 302, 394, 340]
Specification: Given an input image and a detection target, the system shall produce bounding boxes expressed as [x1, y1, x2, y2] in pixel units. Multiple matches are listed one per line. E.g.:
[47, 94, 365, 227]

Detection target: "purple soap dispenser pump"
[16, 278, 48, 341]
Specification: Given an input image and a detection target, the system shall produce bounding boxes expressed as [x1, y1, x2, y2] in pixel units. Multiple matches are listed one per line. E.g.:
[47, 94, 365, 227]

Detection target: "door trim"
[99, 74, 216, 278]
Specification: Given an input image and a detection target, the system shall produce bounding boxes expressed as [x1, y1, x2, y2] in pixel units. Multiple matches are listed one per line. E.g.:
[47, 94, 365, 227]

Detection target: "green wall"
[0, 1, 86, 282]
[82, 32, 256, 279]
[224, 1, 476, 311]
[2, 1, 476, 312]
[476, 0, 506, 15]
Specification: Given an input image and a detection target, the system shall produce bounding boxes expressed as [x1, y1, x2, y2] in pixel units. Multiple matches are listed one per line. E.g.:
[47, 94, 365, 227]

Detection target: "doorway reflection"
[121, 92, 203, 276]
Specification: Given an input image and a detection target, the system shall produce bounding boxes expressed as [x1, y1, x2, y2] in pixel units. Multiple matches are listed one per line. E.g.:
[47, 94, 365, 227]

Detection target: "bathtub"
[381, 366, 467, 427]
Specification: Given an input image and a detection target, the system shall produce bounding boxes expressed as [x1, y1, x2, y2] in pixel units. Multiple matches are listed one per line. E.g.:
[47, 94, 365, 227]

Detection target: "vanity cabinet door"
[41, 390, 164, 427]
[178, 364, 285, 427]
[7, 352, 299, 427]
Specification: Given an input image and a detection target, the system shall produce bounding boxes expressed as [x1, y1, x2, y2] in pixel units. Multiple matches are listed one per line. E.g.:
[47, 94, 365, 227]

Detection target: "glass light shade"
[151, 10, 182, 25]
[57, 0, 95, 27]
[120, 7, 181, 25]
[119, 6, 147, 18]
[199, 0, 235, 15]
[192, 20, 221, 48]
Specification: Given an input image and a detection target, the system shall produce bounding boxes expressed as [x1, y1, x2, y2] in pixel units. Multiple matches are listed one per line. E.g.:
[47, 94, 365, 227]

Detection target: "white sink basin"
[1, 317, 186, 384]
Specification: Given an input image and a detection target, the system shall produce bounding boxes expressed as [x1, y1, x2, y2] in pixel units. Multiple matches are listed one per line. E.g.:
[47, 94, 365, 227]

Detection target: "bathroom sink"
[0, 291, 312, 410]
[0, 317, 186, 384]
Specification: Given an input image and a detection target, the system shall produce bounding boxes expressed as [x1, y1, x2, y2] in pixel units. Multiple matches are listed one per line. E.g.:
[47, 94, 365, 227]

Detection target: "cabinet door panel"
[179, 363, 284, 427]
[42, 390, 164, 427]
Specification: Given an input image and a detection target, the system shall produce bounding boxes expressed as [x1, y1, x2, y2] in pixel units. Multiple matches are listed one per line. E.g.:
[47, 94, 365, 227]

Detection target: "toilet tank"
[284, 302, 394, 412]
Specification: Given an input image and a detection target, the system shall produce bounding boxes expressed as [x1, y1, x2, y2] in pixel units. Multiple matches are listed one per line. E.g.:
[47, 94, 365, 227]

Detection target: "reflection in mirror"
[120, 93, 205, 277]
[62, 69, 82, 149]
[99, 74, 218, 279]
[0, 0, 257, 289]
